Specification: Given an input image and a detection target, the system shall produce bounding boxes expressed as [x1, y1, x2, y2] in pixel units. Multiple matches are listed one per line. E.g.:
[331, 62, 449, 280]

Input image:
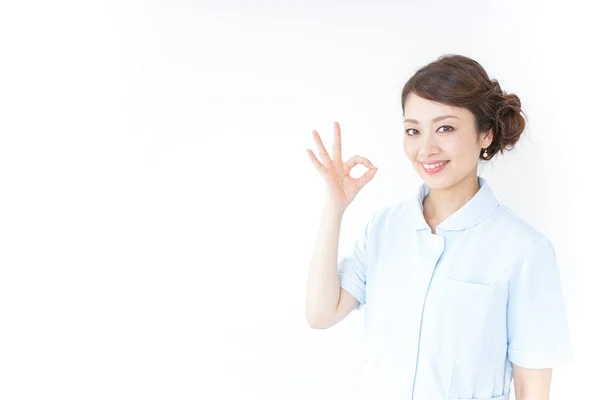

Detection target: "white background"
[0, 1, 597, 399]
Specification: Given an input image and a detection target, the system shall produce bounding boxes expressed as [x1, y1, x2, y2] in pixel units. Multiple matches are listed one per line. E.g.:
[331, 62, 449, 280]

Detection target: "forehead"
[404, 93, 471, 123]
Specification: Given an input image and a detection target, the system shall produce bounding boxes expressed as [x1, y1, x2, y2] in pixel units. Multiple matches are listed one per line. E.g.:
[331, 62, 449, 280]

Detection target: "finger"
[345, 155, 375, 170]
[312, 130, 333, 167]
[332, 121, 342, 162]
[356, 167, 378, 189]
[306, 149, 327, 175]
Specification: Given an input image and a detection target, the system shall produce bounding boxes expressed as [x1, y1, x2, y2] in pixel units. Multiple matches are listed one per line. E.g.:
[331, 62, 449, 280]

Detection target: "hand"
[307, 121, 378, 212]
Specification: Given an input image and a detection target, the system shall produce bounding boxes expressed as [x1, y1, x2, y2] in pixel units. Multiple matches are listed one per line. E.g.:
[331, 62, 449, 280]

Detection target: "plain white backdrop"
[0, 1, 597, 399]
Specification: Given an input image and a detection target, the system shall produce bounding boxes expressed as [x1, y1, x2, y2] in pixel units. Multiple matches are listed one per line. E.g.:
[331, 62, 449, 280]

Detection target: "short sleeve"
[337, 212, 378, 311]
[507, 236, 573, 368]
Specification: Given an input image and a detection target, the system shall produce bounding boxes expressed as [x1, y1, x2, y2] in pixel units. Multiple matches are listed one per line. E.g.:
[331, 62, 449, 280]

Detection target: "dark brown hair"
[401, 54, 527, 160]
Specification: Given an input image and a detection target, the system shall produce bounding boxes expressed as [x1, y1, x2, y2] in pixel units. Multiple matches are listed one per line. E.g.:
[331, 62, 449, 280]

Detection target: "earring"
[483, 147, 489, 158]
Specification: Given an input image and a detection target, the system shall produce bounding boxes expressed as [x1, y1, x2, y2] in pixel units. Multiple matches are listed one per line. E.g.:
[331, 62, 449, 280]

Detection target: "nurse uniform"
[338, 176, 572, 399]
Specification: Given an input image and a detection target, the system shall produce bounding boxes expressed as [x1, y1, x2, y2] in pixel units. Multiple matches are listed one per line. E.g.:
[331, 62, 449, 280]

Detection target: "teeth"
[423, 161, 448, 169]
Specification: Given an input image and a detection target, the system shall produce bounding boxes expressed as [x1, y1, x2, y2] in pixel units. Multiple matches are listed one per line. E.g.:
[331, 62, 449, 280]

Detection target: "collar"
[407, 176, 499, 231]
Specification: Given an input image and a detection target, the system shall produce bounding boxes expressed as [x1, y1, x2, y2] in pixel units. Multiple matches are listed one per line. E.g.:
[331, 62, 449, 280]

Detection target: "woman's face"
[402, 92, 492, 190]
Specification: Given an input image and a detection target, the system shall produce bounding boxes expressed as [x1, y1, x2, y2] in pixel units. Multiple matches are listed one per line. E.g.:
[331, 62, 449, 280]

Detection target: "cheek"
[445, 136, 472, 158]
[403, 138, 416, 158]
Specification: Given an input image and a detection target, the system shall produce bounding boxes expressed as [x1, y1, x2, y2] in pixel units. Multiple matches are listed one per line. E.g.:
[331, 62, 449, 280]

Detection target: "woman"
[304, 54, 572, 399]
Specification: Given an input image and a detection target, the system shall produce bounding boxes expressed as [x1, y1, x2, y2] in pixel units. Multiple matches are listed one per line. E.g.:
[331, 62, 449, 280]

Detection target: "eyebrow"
[403, 115, 460, 124]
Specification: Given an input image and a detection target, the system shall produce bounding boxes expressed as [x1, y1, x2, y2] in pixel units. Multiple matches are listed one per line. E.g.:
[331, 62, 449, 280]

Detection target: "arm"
[304, 121, 377, 329]
[305, 206, 347, 329]
[512, 363, 552, 400]
[507, 237, 572, 397]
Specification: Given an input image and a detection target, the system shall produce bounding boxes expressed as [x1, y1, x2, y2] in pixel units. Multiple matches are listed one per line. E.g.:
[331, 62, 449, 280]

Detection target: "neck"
[423, 174, 480, 224]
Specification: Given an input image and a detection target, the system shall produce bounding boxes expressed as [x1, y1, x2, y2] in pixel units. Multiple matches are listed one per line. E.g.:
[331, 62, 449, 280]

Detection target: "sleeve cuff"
[339, 272, 366, 310]
[508, 346, 573, 369]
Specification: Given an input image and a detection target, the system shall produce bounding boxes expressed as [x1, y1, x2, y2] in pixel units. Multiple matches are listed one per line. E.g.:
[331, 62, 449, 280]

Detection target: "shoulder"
[361, 201, 413, 245]
[368, 200, 411, 229]
[490, 203, 549, 243]
[486, 203, 556, 269]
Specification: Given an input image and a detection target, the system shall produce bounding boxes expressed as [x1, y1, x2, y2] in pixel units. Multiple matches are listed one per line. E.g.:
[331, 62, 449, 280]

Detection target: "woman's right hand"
[306, 121, 378, 213]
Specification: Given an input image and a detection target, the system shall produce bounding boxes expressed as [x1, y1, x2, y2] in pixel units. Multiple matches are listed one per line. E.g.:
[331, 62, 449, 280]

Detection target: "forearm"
[305, 206, 345, 326]
[513, 364, 552, 400]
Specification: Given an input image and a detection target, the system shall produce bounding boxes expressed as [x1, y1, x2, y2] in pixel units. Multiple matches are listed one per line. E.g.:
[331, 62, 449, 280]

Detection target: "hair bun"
[496, 94, 522, 119]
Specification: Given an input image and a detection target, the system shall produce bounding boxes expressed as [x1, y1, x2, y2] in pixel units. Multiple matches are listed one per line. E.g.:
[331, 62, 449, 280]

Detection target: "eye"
[404, 125, 454, 136]
[438, 125, 454, 133]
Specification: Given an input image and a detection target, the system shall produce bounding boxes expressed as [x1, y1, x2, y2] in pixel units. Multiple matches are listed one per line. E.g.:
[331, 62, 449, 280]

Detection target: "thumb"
[357, 167, 377, 189]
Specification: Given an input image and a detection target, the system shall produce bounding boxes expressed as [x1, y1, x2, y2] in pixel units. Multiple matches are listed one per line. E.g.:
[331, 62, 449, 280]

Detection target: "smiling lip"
[420, 160, 449, 165]
[421, 160, 449, 174]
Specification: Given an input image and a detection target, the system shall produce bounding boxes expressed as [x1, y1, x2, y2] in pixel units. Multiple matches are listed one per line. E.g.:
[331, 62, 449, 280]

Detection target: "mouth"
[421, 160, 450, 174]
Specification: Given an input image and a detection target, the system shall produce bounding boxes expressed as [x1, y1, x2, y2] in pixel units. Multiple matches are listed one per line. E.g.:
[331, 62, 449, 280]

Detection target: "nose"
[417, 132, 440, 158]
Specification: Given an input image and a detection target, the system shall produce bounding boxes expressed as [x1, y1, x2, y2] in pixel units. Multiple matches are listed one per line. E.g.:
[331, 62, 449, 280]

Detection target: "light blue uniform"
[338, 176, 572, 399]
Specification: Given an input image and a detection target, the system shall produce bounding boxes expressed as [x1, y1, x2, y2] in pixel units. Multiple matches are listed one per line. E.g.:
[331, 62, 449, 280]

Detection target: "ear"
[481, 128, 493, 147]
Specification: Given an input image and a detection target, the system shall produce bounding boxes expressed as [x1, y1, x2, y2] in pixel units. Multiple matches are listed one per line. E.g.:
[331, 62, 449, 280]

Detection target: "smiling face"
[402, 92, 493, 190]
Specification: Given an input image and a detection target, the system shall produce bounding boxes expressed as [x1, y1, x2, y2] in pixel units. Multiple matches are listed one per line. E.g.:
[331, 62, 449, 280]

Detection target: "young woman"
[305, 54, 572, 400]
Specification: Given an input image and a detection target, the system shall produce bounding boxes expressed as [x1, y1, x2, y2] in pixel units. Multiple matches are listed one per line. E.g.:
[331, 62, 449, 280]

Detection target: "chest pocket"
[428, 277, 509, 399]
[440, 277, 507, 350]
